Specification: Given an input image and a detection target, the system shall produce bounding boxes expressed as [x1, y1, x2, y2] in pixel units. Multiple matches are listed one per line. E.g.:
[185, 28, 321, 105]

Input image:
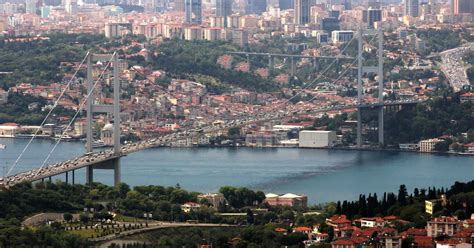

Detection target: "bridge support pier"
[357, 108, 362, 148]
[85, 158, 121, 186]
[65, 171, 68, 184]
[86, 165, 93, 185]
[290, 57, 295, 76]
[72, 170, 75, 185]
[378, 106, 384, 146]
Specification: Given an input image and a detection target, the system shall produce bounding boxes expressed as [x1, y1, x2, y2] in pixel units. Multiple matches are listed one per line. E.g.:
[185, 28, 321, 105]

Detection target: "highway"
[1, 99, 421, 187]
[439, 43, 474, 92]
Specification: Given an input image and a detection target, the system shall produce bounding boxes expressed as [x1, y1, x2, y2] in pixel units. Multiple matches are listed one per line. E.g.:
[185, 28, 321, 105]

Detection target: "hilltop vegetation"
[145, 40, 279, 93]
[0, 33, 106, 89]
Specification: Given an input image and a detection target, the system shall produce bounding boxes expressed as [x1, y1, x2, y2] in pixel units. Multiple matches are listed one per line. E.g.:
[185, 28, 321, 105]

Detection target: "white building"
[419, 138, 442, 152]
[331, 30, 354, 43]
[299, 130, 337, 148]
[0, 89, 8, 104]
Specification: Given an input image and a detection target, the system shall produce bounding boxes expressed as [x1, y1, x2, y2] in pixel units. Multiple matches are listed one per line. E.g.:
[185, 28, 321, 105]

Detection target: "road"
[439, 43, 474, 92]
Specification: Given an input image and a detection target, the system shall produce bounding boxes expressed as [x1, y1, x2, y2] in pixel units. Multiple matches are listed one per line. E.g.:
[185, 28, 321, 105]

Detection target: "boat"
[90, 140, 107, 148]
[0, 144, 5, 149]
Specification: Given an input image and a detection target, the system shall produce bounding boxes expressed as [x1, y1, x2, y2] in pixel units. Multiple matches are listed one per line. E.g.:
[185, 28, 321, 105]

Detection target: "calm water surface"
[0, 138, 472, 203]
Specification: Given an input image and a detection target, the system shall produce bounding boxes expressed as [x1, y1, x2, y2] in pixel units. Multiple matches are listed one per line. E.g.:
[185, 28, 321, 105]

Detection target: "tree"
[79, 213, 89, 224]
[398, 185, 408, 206]
[63, 213, 73, 223]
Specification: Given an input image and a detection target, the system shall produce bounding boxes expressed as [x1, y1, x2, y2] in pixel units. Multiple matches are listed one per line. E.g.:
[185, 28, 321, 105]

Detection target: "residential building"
[299, 130, 337, 148]
[405, 0, 419, 17]
[181, 202, 201, 213]
[105, 23, 120, 38]
[295, 0, 310, 25]
[232, 29, 248, 46]
[359, 217, 387, 228]
[381, 236, 403, 248]
[185, 0, 202, 24]
[460, 92, 474, 104]
[264, 193, 308, 207]
[419, 138, 442, 152]
[197, 193, 225, 208]
[332, 30, 354, 43]
[427, 217, 461, 237]
[216, 0, 232, 27]
[0, 89, 8, 104]
[184, 26, 202, 40]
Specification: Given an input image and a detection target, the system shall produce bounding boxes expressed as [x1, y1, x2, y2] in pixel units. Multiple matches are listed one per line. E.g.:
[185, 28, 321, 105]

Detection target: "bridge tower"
[85, 53, 122, 186]
[357, 28, 384, 148]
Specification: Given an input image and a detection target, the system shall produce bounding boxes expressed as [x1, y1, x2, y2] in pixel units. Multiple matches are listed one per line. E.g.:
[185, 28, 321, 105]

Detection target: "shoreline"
[1, 136, 473, 156]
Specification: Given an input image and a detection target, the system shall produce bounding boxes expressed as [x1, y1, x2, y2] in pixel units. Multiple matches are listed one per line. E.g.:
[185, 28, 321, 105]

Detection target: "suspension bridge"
[1, 29, 423, 188]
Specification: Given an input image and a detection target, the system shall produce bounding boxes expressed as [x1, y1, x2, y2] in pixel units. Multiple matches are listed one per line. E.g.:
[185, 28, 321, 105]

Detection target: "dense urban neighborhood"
[0, 0, 473, 247]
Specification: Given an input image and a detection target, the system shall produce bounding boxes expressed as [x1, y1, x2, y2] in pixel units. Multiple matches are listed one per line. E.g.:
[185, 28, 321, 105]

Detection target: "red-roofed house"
[427, 217, 461, 237]
[293, 226, 313, 234]
[413, 236, 434, 248]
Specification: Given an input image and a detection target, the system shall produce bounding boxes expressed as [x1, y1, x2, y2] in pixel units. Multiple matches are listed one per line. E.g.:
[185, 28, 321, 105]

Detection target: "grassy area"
[114, 214, 144, 223]
[67, 229, 97, 238]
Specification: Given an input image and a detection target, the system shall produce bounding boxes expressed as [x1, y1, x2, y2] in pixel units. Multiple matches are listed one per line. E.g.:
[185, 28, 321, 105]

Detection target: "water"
[0, 138, 473, 203]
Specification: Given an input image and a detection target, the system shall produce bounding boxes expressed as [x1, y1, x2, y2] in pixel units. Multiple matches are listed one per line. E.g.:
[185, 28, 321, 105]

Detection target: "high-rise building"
[245, 0, 267, 15]
[144, 0, 156, 12]
[185, 0, 202, 24]
[25, 0, 37, 14]
[363, 8, 382, 28]
[294, 0, 310, 25]
[279, 0, 294, 9]
[216, 0, 232, 27]
[451, 0, 474, 15]
[174, 0, 185, 11]
[405, 0, 419, 17]
[343, 0, 351, 10]
[65, 0, 77, 14]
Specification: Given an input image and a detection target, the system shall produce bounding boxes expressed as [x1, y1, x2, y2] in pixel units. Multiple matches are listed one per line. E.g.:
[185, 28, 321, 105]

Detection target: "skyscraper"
[25, 0, 37, 14]
[216, 0, 232, 27]
[245, 0, 267, 15]
[451, 0, 474, 15]
[363, 8, 382, 28]
[175, 0, 185, 11]
[185, 0, 202, 24]
[65, 0, 77, 14]
[405, 0, 419, 17]
[295, 0, 310, 25]
[279, 0, 294, 10]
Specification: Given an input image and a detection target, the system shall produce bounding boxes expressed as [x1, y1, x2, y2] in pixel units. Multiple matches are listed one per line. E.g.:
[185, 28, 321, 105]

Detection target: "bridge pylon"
[357, 28, 384, 148]
[85, 53, 122, 186]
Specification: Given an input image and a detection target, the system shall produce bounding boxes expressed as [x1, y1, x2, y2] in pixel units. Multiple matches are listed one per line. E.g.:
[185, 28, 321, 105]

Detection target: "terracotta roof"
[274, 228, 287, 232]
[293, 226, 312, 232]
[332, 239, 354, 245]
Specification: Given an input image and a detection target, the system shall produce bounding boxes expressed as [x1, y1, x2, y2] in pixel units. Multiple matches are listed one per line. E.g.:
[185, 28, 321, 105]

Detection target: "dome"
[102, 123, 114, 131]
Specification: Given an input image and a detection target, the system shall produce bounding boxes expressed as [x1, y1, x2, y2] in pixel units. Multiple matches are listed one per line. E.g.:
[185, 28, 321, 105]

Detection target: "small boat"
[91, 140, 107, 148]
[0, 144, 5, 149]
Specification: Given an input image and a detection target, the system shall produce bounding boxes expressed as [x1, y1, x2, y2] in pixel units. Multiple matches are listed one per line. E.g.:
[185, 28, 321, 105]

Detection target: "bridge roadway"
[227, 51, 354, 60]
[3, 99, 421, 187]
